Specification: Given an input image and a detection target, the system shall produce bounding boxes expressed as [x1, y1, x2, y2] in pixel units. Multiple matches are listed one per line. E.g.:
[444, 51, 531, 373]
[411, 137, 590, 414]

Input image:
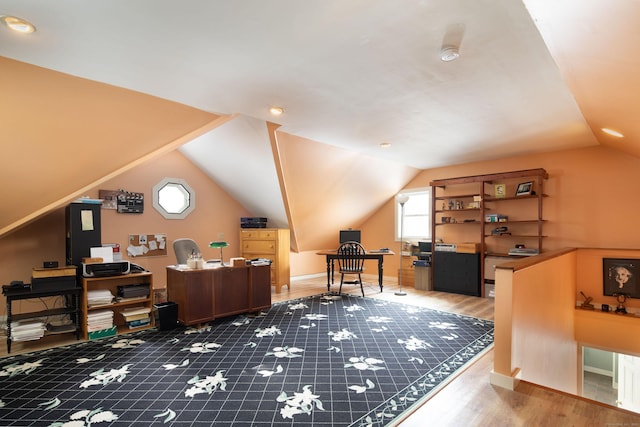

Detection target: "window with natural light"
[396, 188, 431, 241]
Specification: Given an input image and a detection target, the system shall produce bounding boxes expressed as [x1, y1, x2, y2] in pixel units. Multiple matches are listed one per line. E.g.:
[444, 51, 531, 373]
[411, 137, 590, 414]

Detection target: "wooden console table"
[166, 264, 271, 326]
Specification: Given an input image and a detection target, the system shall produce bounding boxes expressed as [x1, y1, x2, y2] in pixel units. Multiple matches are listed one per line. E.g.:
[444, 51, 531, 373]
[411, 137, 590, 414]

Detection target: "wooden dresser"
[240, 228, 290, 293]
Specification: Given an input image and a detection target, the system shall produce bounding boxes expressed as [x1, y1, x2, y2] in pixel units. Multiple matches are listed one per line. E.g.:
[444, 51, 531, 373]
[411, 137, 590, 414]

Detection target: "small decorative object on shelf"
[494, 184, 506, 198]
[579, 291, 594, 310]
[615, 294, 628, 314]
[515, 181, 534, 196]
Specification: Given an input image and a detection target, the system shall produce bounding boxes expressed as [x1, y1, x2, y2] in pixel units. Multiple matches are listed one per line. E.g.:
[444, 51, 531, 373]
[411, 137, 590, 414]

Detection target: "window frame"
[395, 187, 431, 242]
[152, 177, 196, 220]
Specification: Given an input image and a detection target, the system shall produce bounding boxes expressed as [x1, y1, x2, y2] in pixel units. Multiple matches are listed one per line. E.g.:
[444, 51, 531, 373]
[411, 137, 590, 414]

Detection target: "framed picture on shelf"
[494, 184, 506, 198]
[603, 258, 640, 298]
[515, 181, 534, 196]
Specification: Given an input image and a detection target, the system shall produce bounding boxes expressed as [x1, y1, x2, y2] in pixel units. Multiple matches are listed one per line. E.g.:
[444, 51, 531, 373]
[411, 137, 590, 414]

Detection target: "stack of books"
[87, 309, 114, 332]
[120, 307, 151, 329]
[87, 289, 114, 307]
[10, 319, 46, 342]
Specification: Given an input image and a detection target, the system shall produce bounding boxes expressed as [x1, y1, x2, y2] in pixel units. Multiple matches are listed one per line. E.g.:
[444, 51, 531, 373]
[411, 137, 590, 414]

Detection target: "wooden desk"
[316, 250, 395, 292]
[166, 264, 271, 326]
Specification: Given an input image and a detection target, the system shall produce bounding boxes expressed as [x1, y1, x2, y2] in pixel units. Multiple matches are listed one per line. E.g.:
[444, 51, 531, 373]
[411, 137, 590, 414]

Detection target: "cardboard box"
[231, 257, 247, 267]
[456, 243, 480, 253]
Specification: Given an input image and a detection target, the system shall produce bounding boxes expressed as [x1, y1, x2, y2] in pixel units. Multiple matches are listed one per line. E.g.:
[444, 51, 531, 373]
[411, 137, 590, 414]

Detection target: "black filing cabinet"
[433, 252, 481, 296]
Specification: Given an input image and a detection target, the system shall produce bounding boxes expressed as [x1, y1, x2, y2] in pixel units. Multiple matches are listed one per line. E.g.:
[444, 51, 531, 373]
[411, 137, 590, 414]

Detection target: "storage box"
[88, 325, 117, 340]
[414, 266, 431, 291]
[456, 243, 480, 254]
[30, 275, 77, 292]
[231, 257, 247, 267]
[31, 266, 77, 278]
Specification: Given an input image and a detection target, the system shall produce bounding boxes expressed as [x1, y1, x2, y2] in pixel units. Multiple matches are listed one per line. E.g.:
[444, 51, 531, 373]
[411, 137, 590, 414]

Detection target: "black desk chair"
[337, 241, 366, 297]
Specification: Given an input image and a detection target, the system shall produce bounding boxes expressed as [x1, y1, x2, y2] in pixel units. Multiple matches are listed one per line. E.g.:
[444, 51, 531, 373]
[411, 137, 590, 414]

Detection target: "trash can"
[154, 301, 178, 331]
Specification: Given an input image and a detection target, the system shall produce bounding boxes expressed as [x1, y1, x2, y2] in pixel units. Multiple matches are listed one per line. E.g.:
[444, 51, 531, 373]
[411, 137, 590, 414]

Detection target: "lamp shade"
[209, 241, 229, 249]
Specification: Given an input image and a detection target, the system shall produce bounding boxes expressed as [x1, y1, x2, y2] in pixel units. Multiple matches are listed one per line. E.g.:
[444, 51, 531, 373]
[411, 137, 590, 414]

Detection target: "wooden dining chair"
[337, 241, 366, 296]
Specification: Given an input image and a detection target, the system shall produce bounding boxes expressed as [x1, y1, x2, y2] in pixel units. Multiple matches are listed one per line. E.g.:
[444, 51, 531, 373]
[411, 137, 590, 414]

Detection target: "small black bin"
[154, 301, 178, 331]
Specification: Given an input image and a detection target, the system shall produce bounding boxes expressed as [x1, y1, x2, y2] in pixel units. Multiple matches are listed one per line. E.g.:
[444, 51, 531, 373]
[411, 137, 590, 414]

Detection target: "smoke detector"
[440, 46, 460, 62]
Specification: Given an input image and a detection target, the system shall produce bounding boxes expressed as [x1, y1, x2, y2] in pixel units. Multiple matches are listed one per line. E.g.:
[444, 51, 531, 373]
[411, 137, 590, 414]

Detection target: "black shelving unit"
[4, 287, 81, 353]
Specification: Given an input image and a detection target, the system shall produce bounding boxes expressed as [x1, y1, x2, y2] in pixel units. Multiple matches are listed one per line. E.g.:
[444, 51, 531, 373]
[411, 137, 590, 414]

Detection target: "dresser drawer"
[242, 240, 276, 254]
[241, 229, 277, 240]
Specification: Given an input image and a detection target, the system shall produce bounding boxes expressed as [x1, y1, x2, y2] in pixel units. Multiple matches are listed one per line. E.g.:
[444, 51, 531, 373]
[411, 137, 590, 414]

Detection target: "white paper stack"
[10, 319, 46, 342]
[87, 289, 114, 307]
[87, 309, 114, 332]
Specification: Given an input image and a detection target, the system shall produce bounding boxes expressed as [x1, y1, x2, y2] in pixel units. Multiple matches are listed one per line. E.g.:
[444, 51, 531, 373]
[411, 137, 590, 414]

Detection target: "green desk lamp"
[209, 241, 229, 264]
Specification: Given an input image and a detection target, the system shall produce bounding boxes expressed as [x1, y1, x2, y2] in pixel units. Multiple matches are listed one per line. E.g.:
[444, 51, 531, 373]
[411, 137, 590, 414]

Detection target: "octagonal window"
[152, 178, 196, 219]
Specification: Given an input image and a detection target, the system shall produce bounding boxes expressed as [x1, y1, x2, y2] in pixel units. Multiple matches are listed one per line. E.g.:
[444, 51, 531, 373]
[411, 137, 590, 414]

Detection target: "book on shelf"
[127, 318, 151, 328]
[115, 296, 148, 304]
[120, 306, 151, 317]
[121, 312, 150, 322]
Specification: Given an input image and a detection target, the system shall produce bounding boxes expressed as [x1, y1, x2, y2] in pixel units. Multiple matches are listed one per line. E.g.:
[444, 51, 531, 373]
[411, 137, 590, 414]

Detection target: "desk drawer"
[242, 240, 276, 254]
[241, 230, 277, 240]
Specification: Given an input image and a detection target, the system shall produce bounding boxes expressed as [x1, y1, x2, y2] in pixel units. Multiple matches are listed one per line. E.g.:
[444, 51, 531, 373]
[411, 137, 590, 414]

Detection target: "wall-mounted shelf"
[430, 168, 548, 297]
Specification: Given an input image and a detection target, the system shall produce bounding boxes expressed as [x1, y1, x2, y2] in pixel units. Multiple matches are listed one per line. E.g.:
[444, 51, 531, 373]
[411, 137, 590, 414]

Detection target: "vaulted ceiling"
[1, 0, 638, 247]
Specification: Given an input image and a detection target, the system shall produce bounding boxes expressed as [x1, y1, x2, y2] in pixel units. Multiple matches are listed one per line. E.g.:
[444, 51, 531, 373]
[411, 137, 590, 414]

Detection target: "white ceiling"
[4, 0, 634, 171]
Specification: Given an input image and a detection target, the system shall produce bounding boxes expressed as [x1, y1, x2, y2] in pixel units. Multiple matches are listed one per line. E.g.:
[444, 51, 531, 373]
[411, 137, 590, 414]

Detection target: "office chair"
[173, 238, 222, 266]
[337, 241, 366, 297]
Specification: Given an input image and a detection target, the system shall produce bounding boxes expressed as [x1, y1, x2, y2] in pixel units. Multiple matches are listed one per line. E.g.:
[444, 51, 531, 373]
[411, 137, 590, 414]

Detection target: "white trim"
[490, 368, 521, 391]
[291, 273, 326, 282]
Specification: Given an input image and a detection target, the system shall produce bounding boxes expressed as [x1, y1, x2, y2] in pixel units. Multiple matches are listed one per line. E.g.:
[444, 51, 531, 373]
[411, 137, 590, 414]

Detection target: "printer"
[82, 261, 130, 277]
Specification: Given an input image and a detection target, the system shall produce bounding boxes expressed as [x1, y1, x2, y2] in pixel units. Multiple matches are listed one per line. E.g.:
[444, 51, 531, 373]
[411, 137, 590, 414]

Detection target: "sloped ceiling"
[0, 57, 225, 237]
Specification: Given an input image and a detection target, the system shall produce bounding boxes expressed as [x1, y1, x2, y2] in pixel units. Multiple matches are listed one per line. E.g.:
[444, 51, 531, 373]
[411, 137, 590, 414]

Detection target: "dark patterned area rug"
[0, 293, 493, 426]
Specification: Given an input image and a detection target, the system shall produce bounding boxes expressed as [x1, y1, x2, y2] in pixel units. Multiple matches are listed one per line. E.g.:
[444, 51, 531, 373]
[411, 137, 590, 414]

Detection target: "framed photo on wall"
[515, 181, 534, 196]
[603, 258, 640, 299]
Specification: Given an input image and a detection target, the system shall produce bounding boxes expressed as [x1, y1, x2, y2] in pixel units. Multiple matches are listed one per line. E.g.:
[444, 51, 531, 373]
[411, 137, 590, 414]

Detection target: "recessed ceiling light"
[269, 106, 285, 116]
[380, 142, 392, 148]
[601, 128, 624, 138]
[1, 15, 36, 34]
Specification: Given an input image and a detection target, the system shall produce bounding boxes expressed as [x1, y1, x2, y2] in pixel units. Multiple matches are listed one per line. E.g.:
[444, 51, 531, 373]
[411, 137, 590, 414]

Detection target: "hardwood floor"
[3, 273, 639, 426]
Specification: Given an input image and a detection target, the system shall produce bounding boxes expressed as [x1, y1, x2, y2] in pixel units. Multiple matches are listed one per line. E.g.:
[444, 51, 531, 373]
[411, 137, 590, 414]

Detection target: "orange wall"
[0, 57, 223, 236]
[494, 248, 640, 396]
[4, 140, 640, 292]
[360, 145, 640, 277]
[0, 150, 251, 316]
